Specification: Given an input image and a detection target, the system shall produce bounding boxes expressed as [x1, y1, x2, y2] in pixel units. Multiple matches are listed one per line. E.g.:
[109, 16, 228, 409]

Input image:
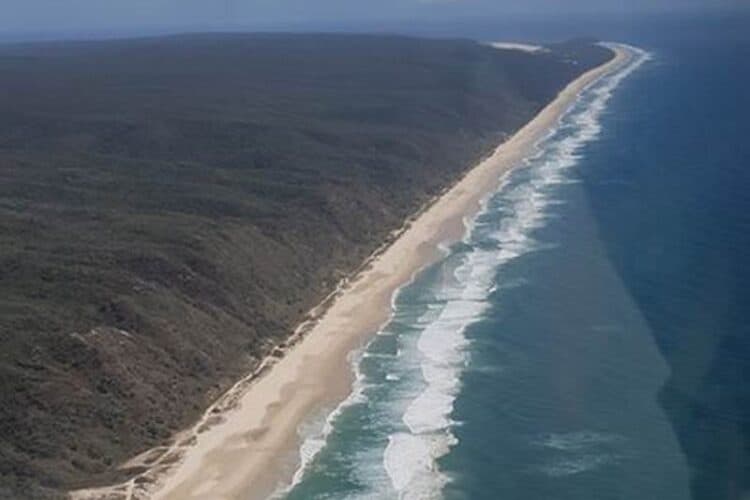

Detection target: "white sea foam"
[533, 431, 627, 477]
[540, 453, 618, 477]
[277, 348, 369, 495]
[533, 430, 624, 451]
[383, 432, 457, 499]
[279, 276, 438, 496]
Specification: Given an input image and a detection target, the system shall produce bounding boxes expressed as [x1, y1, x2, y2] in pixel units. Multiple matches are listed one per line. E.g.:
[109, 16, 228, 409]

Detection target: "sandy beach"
[72, 44, 630, 500]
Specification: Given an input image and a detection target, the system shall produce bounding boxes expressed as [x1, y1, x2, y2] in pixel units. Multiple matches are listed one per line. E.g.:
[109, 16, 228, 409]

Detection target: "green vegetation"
[0, 33, 611, 498]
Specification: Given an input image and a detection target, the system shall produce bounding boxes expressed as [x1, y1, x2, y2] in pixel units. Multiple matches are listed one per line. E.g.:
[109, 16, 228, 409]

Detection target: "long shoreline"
[72, 44, 631, 500]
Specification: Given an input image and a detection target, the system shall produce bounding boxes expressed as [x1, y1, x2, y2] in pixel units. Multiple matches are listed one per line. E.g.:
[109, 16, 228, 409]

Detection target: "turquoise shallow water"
[285, 17, 750, 499]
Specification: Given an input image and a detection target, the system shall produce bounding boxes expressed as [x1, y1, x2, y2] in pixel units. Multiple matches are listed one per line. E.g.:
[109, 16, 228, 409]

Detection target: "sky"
[0, 0, 747, 38]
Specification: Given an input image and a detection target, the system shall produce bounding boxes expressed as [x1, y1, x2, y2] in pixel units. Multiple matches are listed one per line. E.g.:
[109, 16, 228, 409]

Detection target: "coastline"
[72, 44, 631, 500]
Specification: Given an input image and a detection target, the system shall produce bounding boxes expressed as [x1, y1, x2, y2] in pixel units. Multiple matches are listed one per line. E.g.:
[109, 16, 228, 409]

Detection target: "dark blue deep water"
[286, 13, 750, 500]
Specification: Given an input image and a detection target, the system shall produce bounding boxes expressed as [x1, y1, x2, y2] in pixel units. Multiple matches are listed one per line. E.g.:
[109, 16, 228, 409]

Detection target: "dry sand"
[71, 44, 631, 500]
[489, 41, 546, 53]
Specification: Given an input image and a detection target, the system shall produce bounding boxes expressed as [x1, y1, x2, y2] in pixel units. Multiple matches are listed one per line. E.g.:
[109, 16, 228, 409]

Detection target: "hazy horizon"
[1, 0, 747, 41]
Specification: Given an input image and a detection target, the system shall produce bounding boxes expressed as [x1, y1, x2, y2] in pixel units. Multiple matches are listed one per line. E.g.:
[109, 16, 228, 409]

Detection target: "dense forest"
[0, 33, 611, 498]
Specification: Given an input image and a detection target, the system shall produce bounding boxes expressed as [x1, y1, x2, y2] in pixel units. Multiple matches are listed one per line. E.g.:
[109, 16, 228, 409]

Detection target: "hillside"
[0, 34, 612, 498]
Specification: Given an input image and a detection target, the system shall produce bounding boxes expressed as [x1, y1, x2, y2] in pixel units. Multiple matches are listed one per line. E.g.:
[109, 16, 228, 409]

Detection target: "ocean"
[283, 14, 750, 500]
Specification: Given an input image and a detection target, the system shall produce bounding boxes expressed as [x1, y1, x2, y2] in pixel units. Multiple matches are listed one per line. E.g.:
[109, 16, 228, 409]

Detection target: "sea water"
[284, 14, 750, 500]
